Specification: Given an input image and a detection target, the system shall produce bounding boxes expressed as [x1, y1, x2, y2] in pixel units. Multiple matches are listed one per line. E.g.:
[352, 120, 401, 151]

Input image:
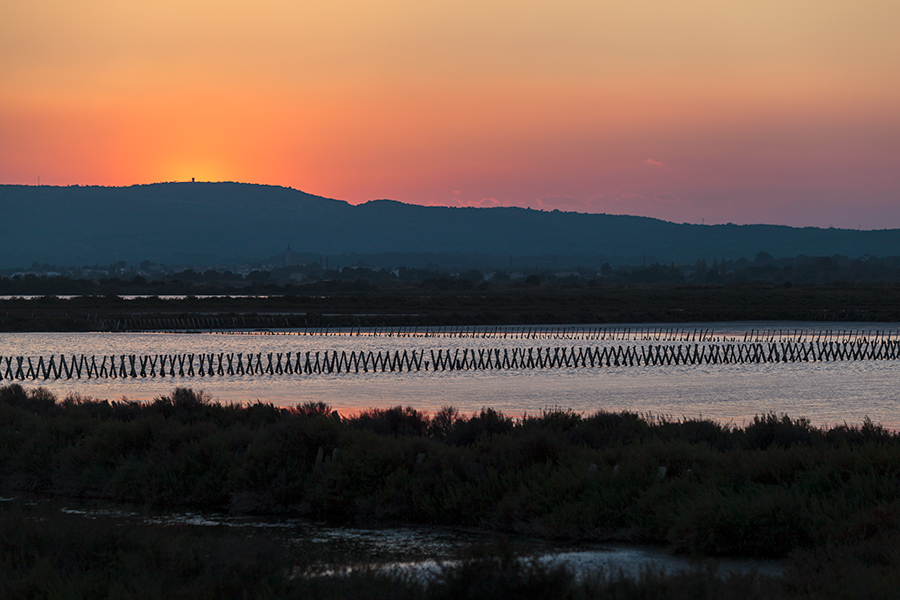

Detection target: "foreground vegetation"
[0, 501, 785, 599]
[4, 498, 900, 599]
[3, 385, 900, 554]
[3, 384, 900, 597]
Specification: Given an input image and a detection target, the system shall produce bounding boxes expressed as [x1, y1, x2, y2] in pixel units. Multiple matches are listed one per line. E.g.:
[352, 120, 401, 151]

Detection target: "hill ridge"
[2, 182, 898, 268]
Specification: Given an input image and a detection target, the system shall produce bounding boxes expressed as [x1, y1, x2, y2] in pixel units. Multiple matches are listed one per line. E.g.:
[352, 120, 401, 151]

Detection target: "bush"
[568, 411, 650, 447]
[447, 408, 513, 446]
[745, 414, 818, 449]
[2, 384, 900, 563]
[351, 406, 431, 437]
[0, 384, 58, 416]
[148, 387, 215, 423]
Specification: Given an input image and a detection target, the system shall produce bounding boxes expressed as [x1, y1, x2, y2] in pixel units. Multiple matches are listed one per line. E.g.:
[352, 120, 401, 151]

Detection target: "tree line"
[4, 252, 900, 295]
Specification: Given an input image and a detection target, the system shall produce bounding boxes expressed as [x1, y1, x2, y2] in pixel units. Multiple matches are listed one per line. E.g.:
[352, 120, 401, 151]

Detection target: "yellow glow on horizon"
[2, 1, 899, 227]
[152, 159, 232, 185]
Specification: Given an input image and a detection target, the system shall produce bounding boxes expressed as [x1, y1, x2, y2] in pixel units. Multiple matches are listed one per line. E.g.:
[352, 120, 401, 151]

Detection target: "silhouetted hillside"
[3, 182, 900, 268]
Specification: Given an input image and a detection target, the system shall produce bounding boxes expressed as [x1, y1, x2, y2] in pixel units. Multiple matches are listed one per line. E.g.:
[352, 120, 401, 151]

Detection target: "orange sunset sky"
[2, 1, 899, 228]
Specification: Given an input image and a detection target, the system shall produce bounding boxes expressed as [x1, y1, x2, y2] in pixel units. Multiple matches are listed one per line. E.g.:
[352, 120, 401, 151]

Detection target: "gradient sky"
[2, 1, 899, 228]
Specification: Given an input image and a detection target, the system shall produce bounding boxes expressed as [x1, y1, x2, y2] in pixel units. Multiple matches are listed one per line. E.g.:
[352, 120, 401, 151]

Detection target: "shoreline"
[5, 284, 900, 331]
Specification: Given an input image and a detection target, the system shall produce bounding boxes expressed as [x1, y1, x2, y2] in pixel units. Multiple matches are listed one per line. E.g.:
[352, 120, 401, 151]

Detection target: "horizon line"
[0, 180, 883, 232]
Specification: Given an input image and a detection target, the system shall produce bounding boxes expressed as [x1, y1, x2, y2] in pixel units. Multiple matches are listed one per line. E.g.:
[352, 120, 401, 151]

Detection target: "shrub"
[745, 414, 818, 449]
[523, 407, 582, 432]
[148, 387, 214, 423]
[446, 408, 513, 446]
[568, 410, 650, 447]
[0, 384, 58, 416]
[293, 401, 334, 419]
[428, 406, 460, 440]
[350, 406, 430, 437]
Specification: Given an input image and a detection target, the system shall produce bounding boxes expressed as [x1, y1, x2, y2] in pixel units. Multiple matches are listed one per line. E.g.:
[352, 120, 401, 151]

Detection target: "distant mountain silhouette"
[3, 182, 900, 268]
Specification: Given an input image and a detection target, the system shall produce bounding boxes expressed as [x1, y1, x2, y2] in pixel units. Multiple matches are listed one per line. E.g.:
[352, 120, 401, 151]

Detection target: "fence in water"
[3, 338, 900, 381]
[223, 326, 900, 344]
[102, 319, 898, 344]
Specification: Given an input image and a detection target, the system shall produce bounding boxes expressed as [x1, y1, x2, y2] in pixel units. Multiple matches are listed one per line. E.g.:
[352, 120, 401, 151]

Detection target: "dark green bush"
[446, 407, 513, 446]
[148, 387, 216, 424]
[825, 416, 892, 446]
[568, 410, 651, 447]
[2, 384, 900, 561]
[744, 413, 818, 449]
[0, 384, 59, 416]
[427, 406, 460, 440]
[352, 406, 431, 437]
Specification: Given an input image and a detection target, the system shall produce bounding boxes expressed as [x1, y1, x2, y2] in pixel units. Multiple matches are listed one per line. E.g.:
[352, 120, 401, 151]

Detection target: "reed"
[2, 384, 899, 562]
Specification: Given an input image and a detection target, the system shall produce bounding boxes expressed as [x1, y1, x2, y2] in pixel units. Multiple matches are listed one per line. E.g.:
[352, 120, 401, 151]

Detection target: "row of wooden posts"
[215, 326, 896, 344]
[101, 318, 894, 344]
[3, 339, 899, 381]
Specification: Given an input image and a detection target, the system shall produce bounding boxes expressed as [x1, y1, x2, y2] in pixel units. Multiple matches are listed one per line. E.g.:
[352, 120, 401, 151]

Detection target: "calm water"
[2, 321, 899, 427]
[41, 499, 780, 581]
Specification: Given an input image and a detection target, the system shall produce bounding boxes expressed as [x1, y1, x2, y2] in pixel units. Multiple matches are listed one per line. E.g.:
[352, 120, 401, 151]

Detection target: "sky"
[2, 1, 899, 229]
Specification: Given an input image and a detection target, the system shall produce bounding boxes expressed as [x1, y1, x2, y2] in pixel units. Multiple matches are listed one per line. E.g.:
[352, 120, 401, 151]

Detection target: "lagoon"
[2, 321, 898, 427]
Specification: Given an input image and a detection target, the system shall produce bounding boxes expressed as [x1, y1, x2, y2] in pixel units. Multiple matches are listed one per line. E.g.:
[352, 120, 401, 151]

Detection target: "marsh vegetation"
[2, 384, 900, 597]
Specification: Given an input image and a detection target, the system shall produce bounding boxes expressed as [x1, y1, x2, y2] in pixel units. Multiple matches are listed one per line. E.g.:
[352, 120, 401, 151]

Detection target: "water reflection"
[2, 321, 899, 427]
[53, 500, 783, 582]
